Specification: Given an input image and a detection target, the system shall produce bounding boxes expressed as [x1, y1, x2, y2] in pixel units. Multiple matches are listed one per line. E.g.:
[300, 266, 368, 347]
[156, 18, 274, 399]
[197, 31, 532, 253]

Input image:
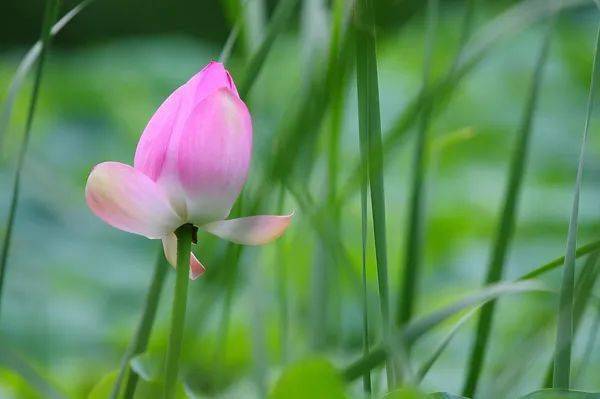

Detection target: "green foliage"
[88, 371, 118, 399]
[520, 390, 600, 398]
[270, 358, 346, 399]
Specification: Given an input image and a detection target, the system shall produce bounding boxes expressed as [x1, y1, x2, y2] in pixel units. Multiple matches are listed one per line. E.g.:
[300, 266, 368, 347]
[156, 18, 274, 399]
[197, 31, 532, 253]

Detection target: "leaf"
[342, 281, 546, 381]
[462, 14, 555, 396]
[520, 389, 600, 398]
[553, 16, 600, 390]
[398, 0, 439, 327]
[88, 370, 118, 399]
[270, 358, 347, 399]
[355, 0, 393, 386]
[429, 394, 469, 399]
[130, 352, 162, 383]
[382, 387, 428, 398]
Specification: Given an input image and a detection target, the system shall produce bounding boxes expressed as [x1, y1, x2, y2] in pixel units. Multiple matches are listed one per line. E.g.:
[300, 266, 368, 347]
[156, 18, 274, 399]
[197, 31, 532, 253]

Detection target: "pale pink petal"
[151, 62, 241, 217]
[85, 162, 182, 239]
[177, 88, 252, 225]
[133, 88, 183, 181]
[162, 233, 206, 280]
[200, 213, 293, 245]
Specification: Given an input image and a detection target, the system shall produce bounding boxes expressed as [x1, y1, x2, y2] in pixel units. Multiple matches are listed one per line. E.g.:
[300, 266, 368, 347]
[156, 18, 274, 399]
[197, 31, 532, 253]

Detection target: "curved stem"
[162, 224, 193, 399]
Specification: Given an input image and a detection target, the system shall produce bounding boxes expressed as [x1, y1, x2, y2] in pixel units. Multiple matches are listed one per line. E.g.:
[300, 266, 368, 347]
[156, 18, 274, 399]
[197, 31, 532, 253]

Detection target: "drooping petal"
[85, 162, 182, 239]
[200, 213, 293, 245]
[162, 233, 206, 280]
[177, 88, 252, 225]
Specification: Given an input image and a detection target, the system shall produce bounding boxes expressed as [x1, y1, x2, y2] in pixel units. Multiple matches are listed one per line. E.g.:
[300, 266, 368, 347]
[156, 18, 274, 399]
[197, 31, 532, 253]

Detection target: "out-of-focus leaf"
[520, 389, 600, 398]
[130, 352, 162, 383]
[88, 370, 118, 399]
[383, 387, 428, 398]
[270, 358, 347, 399]
[429, 394, 469, 399]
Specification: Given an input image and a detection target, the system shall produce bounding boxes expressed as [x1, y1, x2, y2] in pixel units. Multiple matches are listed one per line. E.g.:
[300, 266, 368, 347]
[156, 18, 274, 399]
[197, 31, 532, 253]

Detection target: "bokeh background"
[1, 0, 600, 398]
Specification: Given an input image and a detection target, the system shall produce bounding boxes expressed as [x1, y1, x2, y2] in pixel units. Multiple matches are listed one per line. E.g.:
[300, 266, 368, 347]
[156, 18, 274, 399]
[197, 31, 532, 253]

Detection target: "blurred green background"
[1, 0, 600, 398]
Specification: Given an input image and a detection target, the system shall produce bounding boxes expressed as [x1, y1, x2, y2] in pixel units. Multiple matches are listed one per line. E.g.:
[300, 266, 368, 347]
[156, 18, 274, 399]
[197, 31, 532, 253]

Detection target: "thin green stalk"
[275, 186, 289, 364]
[0, 0, 93, 152]
[238, 0, 299, 98]
[462, 18, 554, 397]
[543, 252, 600, 387]
[0, 0, 60, 320]
[162, 224, 193, 399]
[358, 59, 372, 393]
[575, 301, 600, 383]
[355, 0, 392, 387]
[342, 281, 545, 382]
[518, 240, 600, 280]
[553, 19, 600, 390]
[112, 252, 168, 399]
[398, 0, 438, 327]
[337, 0, 588, 208]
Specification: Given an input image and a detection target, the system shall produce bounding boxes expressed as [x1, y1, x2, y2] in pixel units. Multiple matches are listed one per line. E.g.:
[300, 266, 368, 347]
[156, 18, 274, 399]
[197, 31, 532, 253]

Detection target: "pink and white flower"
[85, 61, 292, 279]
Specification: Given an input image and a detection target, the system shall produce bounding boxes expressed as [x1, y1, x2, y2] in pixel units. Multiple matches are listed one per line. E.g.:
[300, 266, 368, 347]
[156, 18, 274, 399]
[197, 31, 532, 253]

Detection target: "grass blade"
[0, 0, 60, 320]
[462, 16, 554, 397]
[237, 0, 299, 98]
[355, 0, 393, 387]
[553, 18, 600, 390]
[398, 0, 439, 327]
[543, 252, 600, 387]
[416, 307, 480, 384]
[342, 281, 546, 382]
[337, 0, 590, 208]
[111, 252, 168, 399]
[0, 0, 93, 152]
[518, 240, 600, 280]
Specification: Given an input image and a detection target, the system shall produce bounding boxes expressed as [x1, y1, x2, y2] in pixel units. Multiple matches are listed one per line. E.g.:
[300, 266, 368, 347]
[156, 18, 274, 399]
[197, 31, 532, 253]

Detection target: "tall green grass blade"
[275, 187, 289, 364]
[448, 0, 477, 75]
[237, 0, 299, 98]
[543, 252, 600, 387]
[553, 20, 600, 388]
[355, 0, 393, 387]
[0, 0, 60, 320]
[398, 0, 439, 327]
[416, 307, 480, 384]
[518, 240, 600, 280]
[575, 301, 600, 383]
[462, 17, 554, 397]
[325, 0, 348, 348]
[342, 281, 546, 381]
[0, 0, 93, 152]
[337, 0, 590, 207]
[111, 252, 168, 399]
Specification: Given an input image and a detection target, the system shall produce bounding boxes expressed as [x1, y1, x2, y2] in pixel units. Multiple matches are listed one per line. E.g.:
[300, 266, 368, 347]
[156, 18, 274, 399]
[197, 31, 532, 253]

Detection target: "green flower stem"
[162, 224, 193, 399]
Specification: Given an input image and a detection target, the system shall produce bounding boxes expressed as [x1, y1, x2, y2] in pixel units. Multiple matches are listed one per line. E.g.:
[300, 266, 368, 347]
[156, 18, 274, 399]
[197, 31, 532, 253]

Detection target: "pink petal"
[133, 88, 183, 181]
[162, 233, 206, 280]
[177, 88, 252, 225]
[134, 62, 239, 217]
[200, 213, 293, 245]
[85, 162, 182, 239]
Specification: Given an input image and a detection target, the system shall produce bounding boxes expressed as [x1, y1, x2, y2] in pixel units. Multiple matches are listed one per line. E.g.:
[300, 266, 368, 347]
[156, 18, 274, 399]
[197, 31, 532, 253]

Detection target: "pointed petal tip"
[200, 212, 293, 246]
